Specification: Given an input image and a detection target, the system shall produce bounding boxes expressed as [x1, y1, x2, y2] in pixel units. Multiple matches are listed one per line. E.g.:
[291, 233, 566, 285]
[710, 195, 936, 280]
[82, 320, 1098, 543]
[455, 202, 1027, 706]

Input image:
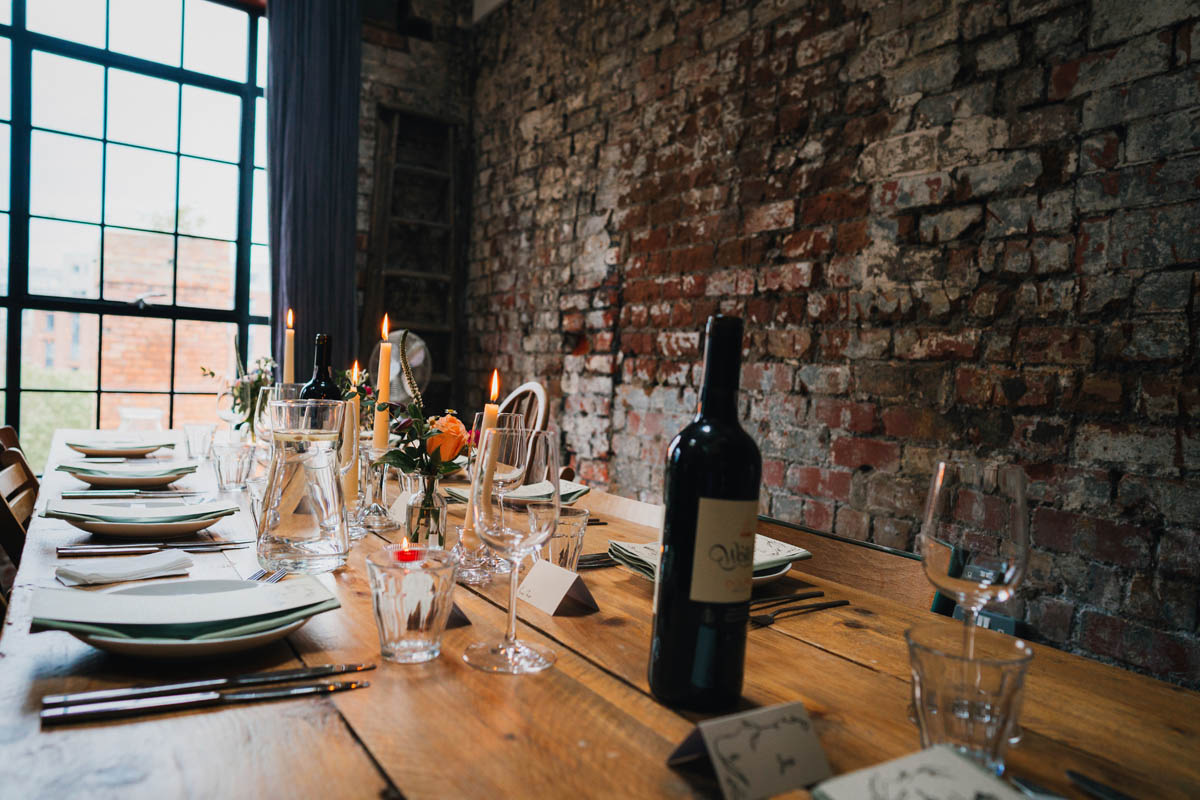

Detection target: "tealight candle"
[394, 537, 419, 562]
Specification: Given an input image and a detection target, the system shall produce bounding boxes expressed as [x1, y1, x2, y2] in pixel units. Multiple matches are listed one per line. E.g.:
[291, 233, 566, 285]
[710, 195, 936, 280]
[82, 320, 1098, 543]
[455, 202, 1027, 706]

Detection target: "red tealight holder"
[394, 539, 420, 562]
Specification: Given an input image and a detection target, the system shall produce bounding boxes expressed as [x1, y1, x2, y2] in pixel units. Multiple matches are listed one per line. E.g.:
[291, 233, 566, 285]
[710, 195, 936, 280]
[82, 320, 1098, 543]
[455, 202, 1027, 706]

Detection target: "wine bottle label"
[689, 497, 757, 603]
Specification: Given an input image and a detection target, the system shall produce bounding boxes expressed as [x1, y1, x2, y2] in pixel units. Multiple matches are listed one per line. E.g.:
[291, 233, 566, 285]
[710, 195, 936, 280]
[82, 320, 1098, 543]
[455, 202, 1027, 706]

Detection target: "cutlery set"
[748, 591, 851, 626]
[40, 664, 374, 725]
[56, 540, 253, 557]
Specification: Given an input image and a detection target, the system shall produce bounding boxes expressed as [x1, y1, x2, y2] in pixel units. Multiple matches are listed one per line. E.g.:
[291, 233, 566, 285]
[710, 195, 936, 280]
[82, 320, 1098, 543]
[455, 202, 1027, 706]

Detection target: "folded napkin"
[44, 499, 238, 524]
[55, 551, 194, 587]
[608, 535, 811, 581]
[57, 461, 198, 478]
[31, 577, 340, 640]
[445, 479, 590, 505]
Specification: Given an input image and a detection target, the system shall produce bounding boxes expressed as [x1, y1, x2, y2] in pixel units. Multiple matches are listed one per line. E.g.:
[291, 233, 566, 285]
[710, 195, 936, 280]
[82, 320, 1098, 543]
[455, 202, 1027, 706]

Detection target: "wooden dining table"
[1, 429, 1197, 799]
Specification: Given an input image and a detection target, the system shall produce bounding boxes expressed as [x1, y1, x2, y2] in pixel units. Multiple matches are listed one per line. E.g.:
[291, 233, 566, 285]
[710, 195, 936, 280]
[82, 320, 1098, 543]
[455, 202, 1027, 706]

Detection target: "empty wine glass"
[455, 411, 526, 583]
[464, 428, 559, 674]
[917, 460, 1029, 657]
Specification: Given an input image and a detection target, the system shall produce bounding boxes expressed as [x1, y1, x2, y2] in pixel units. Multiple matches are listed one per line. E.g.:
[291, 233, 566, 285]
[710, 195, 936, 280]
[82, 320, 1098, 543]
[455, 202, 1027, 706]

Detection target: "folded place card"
[810, 745, 1024, 800]
[516, 559, 598, 615]
[668, 701, 832, 800]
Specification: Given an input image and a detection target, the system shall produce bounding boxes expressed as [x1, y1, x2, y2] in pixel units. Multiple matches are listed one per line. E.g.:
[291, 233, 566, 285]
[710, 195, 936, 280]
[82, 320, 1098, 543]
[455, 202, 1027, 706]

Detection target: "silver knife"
[1066, 771, 1136, 800]
[56, 544, 249, 557]
[43, 664, 376, 707]
[59, 539, 253, 550]
[40, 679, 370, 725]
[60, 490, 207, 499]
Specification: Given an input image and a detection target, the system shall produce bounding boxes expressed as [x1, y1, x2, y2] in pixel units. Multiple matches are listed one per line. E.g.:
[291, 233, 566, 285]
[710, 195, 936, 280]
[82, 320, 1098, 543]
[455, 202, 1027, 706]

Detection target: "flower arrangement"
[201, 353, 277, 441]
[374, 330, 466, 547]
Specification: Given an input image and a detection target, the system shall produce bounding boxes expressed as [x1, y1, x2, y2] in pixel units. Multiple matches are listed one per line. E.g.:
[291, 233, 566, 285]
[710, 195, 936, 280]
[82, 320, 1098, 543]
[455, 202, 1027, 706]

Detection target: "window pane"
[29, 219, 100, 298]
[100, 392, 169, 430]
[250, 243, 270, 317]
[100, 316, 172, 390]
[176, 235, 234, 309]
[0, 38, 11, 121]
[28, 0, 105, 49]
[0, 308, 7, 383]
[254, 96, 266, 167]
[30, 131, 102, 222]
[252, 168, 268, 244]
[173, 392, 216, 426]
[109, 0, 182, 67]
[248, 323, 272, 367]
[32, 52, 104, 137]
[183, 0, 248, 82]
[0, 123, 7, 211]
[20, 310, 99, 389]
[0, 213, 7, 295]
[178, 157, 237, 239]
[0, 1, 10, 25]
[180, 85, 240, 162]
[105, 144, 177, 231]
[102, 227, 174, 304]
[174, 319, 236, 391]
[107, 69, 179, 152]
[21, 392, 97, 473]
[256, 17, 267, 88]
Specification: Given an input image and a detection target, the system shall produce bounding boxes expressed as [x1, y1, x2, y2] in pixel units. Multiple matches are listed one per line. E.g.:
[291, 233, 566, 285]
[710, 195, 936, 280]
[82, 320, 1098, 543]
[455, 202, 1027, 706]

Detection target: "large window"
[0, 0, 271, 470]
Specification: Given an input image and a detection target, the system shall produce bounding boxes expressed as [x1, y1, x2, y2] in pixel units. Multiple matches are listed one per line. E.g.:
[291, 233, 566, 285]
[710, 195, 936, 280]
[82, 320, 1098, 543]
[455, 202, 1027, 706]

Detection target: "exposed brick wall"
[468, 0, 1200, 685]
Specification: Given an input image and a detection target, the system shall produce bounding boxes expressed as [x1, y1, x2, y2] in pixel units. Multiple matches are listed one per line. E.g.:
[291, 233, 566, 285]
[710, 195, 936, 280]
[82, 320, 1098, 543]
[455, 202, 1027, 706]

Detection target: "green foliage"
[371, 400, 464, 478]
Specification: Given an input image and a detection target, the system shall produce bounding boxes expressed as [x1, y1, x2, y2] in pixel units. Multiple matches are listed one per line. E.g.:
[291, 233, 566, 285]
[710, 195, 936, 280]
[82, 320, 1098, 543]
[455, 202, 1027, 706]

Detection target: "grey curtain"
[267, 0, 361, 377]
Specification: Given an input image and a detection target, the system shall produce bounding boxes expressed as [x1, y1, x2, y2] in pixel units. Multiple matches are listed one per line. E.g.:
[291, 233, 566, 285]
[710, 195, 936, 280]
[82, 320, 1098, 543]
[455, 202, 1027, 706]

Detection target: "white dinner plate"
[71, 580, 307, 659]
[68, 472, 184, 489]
[752, 562, 793, 586]
[61, 516, 225, 539]
[66, 443, 167, 458]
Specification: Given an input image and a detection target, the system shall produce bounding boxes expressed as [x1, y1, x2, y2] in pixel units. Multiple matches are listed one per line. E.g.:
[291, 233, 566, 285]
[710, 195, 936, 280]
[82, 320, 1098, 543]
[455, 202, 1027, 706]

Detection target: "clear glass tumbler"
[535, 505, 589, 571]
[367, 545, 458, 663]
[184, 423, 216, 460]
[212, 441, 254, 490]
[256, 399, 350, 574]
[906, 622, 1033, 775]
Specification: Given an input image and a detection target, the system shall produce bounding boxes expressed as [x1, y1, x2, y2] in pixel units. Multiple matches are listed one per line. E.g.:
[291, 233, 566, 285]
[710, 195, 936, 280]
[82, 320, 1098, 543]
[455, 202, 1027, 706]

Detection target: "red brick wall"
[468, 0, 1200, 685]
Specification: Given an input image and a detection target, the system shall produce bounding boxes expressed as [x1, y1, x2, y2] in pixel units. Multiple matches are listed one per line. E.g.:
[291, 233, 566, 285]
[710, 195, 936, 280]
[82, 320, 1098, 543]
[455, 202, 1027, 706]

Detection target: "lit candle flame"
[489, 369, 500, 403]
[286, 308, 294, 329]
[401, 536, 410, 549]
[381, 314, 389, 341]
[351, 360, 359, 384]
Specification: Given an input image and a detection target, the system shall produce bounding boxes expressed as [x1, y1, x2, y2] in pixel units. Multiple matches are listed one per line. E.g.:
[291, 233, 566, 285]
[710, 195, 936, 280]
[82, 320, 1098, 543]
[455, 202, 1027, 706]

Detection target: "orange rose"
[426, 414, 468, 462]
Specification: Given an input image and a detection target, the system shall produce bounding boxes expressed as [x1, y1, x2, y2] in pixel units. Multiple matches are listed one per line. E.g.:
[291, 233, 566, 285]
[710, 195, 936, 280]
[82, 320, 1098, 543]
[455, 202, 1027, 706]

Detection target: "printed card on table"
[667, 701, 831, 800]
[516, 560, 598, 615]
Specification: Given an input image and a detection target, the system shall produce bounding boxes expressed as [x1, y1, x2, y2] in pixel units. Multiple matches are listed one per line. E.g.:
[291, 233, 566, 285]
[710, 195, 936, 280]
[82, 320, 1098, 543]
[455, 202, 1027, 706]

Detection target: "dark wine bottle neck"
[311, 335, 331, 378]
[698, 316, 742, 421]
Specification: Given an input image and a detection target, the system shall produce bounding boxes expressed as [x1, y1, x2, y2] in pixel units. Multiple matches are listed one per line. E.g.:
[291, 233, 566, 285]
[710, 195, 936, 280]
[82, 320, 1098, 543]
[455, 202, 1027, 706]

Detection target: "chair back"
[0, 425, 20, 452]
[0, 449, 39, 568]
[499, 381, 548, 432]
[756, 516, 936, 612]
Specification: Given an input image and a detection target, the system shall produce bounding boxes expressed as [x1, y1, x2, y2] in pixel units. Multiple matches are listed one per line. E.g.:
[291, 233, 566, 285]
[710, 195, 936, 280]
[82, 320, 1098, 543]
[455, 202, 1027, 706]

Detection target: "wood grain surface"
[0, 430, 1196, 799]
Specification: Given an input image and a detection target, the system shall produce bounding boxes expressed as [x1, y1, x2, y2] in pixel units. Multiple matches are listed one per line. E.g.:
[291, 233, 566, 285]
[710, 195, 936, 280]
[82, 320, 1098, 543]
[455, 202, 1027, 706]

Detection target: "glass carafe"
[257, 399, 350, 574]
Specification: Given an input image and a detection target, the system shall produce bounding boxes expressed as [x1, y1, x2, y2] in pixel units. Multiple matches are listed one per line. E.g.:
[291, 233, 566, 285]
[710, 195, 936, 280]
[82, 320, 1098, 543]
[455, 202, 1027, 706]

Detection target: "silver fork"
[246, 568, 286, 582]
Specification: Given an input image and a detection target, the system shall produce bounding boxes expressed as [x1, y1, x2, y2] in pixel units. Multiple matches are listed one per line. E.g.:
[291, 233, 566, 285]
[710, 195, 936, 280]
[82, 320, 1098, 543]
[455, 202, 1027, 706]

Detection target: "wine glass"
[464, 428, 559, 674]
[455, 411, 526, 583]
[917, 460, 1029, 657]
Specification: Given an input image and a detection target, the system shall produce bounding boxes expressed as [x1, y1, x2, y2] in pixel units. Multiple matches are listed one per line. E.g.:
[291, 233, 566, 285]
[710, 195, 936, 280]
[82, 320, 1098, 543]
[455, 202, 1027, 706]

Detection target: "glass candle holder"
[367, 545, 458, 664]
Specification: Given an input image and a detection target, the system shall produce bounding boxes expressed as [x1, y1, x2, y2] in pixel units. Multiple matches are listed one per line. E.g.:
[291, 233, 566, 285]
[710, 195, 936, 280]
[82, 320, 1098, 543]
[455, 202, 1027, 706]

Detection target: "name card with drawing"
[667, 701, 831, 800]
[516, 560, 598, 615]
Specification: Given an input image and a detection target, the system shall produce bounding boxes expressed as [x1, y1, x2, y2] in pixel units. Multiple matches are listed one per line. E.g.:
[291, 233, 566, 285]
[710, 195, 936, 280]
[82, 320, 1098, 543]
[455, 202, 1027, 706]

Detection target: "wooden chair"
[0, 425, 20, 452]
[0, 449, 39, 569]
[499, 381, 548, 432]
[757, 516, 937, 612]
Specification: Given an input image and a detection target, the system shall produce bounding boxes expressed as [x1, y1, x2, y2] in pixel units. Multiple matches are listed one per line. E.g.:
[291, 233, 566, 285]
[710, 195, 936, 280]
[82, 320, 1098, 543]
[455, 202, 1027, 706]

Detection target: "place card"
[667, 701, 831, 800]
[516, 560, 598, 615]
[810, 745, 1024, 800]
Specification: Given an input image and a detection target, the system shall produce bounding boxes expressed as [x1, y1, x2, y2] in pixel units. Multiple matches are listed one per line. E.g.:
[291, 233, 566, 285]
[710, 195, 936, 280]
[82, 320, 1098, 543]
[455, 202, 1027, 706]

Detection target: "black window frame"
[1, 0, 268, 434]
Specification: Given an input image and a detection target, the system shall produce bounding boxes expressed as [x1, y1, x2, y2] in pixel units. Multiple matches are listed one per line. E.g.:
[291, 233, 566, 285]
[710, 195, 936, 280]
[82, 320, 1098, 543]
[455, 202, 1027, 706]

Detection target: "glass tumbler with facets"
[367, 545, 458, 664]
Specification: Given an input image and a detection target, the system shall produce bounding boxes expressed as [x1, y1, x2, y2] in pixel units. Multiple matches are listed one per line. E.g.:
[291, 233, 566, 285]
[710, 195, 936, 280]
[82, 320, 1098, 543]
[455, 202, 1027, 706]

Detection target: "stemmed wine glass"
[917, 460, 1030, 657]
[464, 428, 560, 674]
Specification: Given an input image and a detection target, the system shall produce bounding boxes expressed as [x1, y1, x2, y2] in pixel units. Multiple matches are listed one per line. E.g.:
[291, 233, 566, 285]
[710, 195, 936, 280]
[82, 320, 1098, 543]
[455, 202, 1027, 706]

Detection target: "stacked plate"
[44, 498, 238, 538]
[445, 478, 590, 506]
[65, 437, 176, 458]
[57, 460, 198, 488]
[30, 577, 340, 658]
[608, 535, 812, 586]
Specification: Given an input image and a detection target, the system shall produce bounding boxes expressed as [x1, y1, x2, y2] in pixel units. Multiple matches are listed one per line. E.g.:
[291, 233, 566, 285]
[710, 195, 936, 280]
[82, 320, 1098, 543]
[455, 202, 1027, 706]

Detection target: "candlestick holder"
[361, 446, 400, 532]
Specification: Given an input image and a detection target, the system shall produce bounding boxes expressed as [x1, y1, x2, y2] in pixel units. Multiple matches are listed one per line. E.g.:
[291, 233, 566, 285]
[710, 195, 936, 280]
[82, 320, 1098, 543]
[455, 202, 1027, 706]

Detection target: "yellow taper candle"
[372, 315, 392, 450]
[464, 369, 501, 533]
[342, 361, 361, 502]
[283, 308, 295, 383]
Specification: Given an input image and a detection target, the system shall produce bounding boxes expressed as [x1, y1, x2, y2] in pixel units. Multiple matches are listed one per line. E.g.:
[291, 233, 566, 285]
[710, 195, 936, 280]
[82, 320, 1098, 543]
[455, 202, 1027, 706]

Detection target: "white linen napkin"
[55, 551, 194, 587]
